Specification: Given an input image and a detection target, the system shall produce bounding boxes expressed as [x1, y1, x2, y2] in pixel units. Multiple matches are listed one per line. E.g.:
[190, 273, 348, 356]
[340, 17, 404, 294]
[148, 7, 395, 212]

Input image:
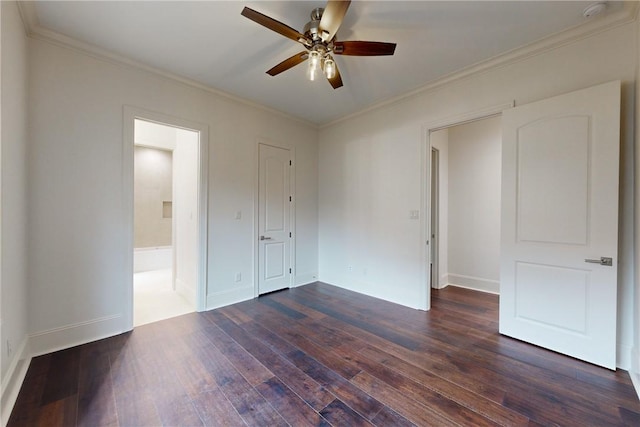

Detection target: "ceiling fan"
[241, 1, 396, 89]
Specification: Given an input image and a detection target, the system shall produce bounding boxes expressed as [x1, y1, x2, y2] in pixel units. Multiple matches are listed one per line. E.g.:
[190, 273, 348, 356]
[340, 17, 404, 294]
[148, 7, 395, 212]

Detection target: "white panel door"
[500, 81, 620, 369]
[258, 144, 291, 295]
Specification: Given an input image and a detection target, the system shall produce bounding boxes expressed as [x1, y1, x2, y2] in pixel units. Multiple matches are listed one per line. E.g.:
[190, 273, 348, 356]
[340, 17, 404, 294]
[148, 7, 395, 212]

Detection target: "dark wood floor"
[8, 282, 640, 426]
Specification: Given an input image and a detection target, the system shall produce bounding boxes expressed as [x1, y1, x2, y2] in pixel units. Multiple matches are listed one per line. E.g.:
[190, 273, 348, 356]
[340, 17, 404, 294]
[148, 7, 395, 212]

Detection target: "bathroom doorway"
[133, 119, 199, 326]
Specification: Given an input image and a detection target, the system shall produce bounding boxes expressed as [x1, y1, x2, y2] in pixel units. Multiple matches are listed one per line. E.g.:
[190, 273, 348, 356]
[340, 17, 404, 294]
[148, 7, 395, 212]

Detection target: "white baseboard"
[176, 278, 196, 306]
[631, 371, 640, 400]
[205, 285, 254, 311]
[447, 273, 500, 294]
[294, 273, 318, 287]
[29, 314, 123, 358]
[1, 337, 31, 427]
[616, 343, 633, 371]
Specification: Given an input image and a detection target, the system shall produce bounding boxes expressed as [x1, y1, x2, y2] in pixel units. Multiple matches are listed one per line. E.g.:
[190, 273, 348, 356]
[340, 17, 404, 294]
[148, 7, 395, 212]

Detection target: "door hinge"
[289, 232, 292, 238]
[289, 196, 292, 202]
[289, 268, 292, 274]
[289, 160, 292, 166]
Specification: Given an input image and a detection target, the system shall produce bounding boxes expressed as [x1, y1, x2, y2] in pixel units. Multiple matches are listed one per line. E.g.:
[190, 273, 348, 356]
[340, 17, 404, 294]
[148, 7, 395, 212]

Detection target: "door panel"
[258, 144, 291, 294]
[500, 80, 620, 369]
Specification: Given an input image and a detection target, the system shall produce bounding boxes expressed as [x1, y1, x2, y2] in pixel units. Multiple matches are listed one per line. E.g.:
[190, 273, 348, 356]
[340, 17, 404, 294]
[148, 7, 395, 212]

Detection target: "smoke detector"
[583, 2, 607, 18]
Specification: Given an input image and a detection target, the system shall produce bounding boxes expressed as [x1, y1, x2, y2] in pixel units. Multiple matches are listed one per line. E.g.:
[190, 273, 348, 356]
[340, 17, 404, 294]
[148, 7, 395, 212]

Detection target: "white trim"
[420, 102, 514, 311]
[123, 106, 209, 328]
[447, 275, 500, 295]
[0, 337, 30, 427]
[206, 286, 254, 311]
[294, 273, 318, 287]
[616, 343, 633, 371]
[176, 278, 196, 307]
[29, 315, 122, 358]
[631, 371, 640, 400]
[446, 283, 499, 296]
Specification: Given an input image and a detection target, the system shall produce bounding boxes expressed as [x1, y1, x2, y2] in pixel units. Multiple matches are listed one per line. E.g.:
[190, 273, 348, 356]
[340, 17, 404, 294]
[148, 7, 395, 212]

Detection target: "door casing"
[123, 106, 209, 331]
[421, 102, 514, 311]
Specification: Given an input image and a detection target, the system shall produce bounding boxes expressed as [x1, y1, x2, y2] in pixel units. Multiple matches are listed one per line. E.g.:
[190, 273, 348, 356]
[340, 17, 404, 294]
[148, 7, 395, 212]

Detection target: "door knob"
[260, 236, 272, 241]
[584, 257, 612, 266]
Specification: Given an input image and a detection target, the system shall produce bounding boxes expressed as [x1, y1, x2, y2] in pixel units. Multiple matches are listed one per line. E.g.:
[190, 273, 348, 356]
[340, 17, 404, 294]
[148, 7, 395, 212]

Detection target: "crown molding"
[16, 1, 638, 131]
[16, 2, 318, 130]
[319, 1, 639, 129]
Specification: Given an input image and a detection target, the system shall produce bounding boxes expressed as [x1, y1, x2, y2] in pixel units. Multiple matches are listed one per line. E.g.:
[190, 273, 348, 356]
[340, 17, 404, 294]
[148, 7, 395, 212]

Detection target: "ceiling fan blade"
[333, 41, 396, 56]
[266, 51, 309, 76]
[327, 63, 343, 89]
[319, 0, 351, 42]
[241, 7, 308, 45]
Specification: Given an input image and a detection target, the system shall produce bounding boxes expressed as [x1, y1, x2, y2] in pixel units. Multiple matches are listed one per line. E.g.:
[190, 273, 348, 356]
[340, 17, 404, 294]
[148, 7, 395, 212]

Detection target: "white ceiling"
[26, 1, 630, 125]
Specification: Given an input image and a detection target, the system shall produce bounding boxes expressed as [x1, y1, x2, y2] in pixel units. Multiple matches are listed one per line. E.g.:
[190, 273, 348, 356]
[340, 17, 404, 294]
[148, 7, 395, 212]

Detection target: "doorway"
[133, 119, 199, 326]
[123, 107, 209, 331]
[423, 105, 509, 310]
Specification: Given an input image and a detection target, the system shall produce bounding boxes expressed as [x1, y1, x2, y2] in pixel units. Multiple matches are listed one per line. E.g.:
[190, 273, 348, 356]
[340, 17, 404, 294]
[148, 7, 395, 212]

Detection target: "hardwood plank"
[286, 349, 384, 421]
[345, 345, 529, 426]
[77, 343, 118, 427]
[239, 321, 337, 411]
[318, 399, 373, 427]
[258, 294, 307, 319]
[192, 335, 288, 426]
[39, 347, 81, 405]
[206, 312, 336, 411]
[113, 392, 162, 426]
[269, 291, 329, 320]
[351, 371, 461, 427]
[255, 377, 326, 426]
[287, 288, 421, 350]
[191, 388, 246, 427]
[200, 322, 273, 386]
[36, 395, 78, 427]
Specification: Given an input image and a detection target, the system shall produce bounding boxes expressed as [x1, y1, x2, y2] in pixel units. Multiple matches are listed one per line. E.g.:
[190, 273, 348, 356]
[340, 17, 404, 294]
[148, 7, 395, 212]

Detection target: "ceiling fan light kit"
[241, 1, 396, 89]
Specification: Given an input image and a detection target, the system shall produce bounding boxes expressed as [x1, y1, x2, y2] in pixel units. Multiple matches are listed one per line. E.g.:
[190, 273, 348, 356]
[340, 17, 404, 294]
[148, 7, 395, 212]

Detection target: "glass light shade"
[324, 57, 336, 79]
[307, 51, 321, 81]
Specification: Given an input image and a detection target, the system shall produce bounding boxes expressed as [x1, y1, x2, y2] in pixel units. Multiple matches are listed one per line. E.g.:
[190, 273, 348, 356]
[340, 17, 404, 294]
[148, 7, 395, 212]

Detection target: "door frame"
[123, 106, 209, 330]
[420, 101, 513, 311]
[253, 139, 296, 297]
[430, 147, 439, 289]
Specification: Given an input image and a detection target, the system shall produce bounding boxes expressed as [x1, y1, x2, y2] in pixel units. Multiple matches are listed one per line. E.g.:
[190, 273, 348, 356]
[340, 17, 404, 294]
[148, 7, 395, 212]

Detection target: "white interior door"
[258, 144, 291, 295]
[500, 80, 620, 369]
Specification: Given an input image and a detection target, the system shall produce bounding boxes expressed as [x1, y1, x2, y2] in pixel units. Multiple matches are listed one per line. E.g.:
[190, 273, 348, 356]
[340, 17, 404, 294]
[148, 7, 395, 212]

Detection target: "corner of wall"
[0, 336, 31, 427]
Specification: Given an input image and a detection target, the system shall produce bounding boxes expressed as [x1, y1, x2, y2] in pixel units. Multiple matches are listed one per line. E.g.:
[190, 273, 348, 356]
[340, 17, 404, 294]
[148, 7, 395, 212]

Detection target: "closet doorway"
[427, 114, 502, 298]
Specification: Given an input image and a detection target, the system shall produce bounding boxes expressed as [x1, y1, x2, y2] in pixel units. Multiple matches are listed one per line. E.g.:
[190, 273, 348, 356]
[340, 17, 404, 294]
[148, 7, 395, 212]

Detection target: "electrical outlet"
[235, 272, 242, 282]
[6, 339, 12, 357]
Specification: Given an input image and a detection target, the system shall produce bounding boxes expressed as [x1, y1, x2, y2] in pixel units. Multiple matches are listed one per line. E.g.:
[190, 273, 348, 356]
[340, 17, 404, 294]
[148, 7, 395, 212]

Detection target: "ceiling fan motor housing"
[304, 8, 325, 43]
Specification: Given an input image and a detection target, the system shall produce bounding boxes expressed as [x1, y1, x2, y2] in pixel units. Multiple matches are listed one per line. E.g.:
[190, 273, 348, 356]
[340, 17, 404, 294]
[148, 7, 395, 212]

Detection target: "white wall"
[447, 117, 501, 293]
[1, 0, 30, 420]
[135, 119, 177, 151]
[133, 146, 173, 248]
[429, 128, 448, 288]
[27, 36, 318, 354]
[319, 22, 637, 368]
[174, 128, 199, 304]
[632, 16, 640, 386]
